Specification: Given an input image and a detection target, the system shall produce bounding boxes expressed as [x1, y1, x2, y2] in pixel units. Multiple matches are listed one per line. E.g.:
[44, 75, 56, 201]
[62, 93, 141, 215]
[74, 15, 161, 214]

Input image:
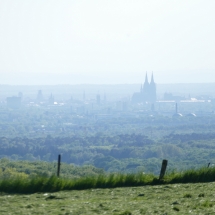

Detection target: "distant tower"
[143, 73, 149, 92]
[143, 72, 150, 101]
[37, 90, 43, 103]
[149, 72, 156, 102]
[49, 93, 54, 104]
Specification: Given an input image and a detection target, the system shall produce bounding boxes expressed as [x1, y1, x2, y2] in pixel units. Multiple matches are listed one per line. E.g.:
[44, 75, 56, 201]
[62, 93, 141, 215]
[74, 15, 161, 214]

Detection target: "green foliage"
[0, 173, 152, 194]
[2, 130, 215, 174]
[1, 110, 215, 174]
[0, 167, 28, 180]
[0, 159, 104, 179]
[200, 200, 213, 208]
[1, 164, 215, 194]
[183, 193, 192, 198]
[166, 167, 215, 184]
[198, 193, 205, 197]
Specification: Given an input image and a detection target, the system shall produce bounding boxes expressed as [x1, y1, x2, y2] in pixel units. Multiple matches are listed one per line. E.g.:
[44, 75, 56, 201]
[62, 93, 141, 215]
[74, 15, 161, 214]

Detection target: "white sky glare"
[0, 0, 215, 84]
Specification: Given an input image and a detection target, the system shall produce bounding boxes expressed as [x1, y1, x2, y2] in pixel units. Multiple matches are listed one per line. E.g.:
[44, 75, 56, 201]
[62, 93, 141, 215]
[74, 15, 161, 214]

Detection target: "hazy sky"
[0, 0, 215, 84]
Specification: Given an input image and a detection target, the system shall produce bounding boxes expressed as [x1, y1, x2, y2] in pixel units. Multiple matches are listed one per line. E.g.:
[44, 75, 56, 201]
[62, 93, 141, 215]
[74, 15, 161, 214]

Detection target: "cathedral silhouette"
[132, 73, 156, 103]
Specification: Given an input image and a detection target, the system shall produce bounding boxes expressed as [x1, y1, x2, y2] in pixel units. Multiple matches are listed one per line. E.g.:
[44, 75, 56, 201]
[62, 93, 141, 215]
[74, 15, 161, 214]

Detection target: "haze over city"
[2, 3, 215, 213]
[0, 0, 215, 85]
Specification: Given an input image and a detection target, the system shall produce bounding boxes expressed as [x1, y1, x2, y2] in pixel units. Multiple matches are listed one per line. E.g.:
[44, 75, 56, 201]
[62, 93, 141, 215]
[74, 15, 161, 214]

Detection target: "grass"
[1, 166, 215, 194]
[0, 173, 154, 193]
[165, 167, 215, 183]
[1, 182, 215, 214]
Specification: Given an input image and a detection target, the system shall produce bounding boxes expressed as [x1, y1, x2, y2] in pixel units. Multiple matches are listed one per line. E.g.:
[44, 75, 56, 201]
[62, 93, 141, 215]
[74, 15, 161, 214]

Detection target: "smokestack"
[175, 103, 178, 114]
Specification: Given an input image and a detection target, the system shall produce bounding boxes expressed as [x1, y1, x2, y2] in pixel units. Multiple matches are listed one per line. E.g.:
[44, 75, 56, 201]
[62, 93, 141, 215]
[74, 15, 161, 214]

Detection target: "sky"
[0, 0, 215, 85]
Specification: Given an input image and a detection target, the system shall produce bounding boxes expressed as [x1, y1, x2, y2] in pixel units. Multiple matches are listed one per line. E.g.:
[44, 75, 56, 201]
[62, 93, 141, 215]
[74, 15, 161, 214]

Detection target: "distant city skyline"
[0, 0, 214, 85]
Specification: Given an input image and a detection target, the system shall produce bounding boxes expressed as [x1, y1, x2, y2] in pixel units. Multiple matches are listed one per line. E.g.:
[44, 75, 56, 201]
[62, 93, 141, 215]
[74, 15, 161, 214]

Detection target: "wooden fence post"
[159, 159, 168, 180]
[57, 154, 61, 177]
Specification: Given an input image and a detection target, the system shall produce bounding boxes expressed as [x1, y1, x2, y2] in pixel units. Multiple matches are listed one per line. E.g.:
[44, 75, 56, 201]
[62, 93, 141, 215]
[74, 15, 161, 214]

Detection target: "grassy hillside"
[1, 182, 215, 214]
[1, 159, 215, 214]
[1, 160, 215, 194]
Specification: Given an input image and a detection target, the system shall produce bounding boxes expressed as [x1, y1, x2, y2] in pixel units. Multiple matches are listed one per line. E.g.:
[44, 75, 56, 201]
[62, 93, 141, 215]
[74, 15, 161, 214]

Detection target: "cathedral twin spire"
[141, 72, 155, 92]
[144, 72, 154, 85]
[145, 73, 149, 84]
[141, 72, 156, 102]
[132, 72, 157, 103]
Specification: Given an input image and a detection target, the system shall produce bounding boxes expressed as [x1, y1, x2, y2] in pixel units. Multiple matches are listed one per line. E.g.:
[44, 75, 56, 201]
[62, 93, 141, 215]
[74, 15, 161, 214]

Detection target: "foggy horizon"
[1, 69, 215, 85]
[1, 1, 215, 85]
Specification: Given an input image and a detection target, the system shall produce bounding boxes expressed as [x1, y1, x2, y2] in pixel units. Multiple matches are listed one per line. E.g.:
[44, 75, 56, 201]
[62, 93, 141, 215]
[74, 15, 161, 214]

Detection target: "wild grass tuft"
[183, 193, 192, 198]
[166, 166, 215, 184]
[200, 200, 213, 208]
[1, 166, 215, 193]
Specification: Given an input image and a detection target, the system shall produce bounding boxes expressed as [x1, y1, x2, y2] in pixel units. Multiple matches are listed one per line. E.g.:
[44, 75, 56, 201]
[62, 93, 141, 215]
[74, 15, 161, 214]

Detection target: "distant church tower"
[132, 72, 157, 103]
[149, 73, 156, 102]
[142, 72, 156, 102]
[143, 73, 150, 101]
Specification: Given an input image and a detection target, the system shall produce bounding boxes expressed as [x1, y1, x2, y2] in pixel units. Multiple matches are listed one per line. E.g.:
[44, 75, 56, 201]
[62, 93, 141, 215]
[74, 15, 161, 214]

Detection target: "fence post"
[159, 159, 168, 180]
[57, 154, 61, 177]
[208, 163, 210, 168]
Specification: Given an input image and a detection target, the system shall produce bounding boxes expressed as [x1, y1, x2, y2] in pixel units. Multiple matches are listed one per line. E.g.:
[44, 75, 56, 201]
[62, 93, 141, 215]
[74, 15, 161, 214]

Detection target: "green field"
[1, 160, 215, 214]
[1, 182, 215, 214]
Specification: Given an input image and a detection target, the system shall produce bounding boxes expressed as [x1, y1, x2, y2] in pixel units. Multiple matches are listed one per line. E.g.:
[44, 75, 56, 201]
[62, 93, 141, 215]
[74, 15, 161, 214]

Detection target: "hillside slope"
[1, 182, 215, 214]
